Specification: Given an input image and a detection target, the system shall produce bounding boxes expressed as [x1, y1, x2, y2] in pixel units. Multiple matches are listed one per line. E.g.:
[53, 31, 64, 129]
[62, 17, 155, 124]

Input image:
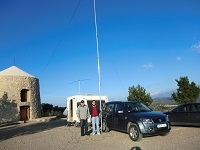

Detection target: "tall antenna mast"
[93, 0, 102, 132]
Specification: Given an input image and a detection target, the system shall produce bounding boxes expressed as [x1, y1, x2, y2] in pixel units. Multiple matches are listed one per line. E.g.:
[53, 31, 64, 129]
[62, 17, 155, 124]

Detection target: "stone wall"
[0, 96, 19, 123]
[0, 76, 41, 123]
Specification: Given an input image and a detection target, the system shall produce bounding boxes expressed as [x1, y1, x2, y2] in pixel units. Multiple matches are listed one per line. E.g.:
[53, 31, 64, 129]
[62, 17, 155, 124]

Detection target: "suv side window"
[197, 104, 200, 111]
[115, 103, 124, 113]
[191, 104, 200, 112]
[175, 104, 190, 112]
[105, 103, 114, 112]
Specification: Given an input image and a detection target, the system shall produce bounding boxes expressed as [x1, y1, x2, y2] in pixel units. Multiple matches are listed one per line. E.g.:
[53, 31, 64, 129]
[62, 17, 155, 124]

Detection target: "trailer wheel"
[75, 121, 79, 127]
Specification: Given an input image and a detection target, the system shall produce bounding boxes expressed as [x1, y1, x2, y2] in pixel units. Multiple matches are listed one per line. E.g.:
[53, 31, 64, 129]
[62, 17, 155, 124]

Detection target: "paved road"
[0, 120, 199, 150]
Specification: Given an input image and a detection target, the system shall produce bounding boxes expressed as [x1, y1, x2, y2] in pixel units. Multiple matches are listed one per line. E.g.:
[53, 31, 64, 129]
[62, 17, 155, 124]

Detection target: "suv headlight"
[141, 118, 154, 124]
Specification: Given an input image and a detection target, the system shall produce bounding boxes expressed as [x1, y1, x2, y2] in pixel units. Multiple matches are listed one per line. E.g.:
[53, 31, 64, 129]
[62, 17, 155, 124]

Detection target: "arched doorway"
[70, 99, 73, 121]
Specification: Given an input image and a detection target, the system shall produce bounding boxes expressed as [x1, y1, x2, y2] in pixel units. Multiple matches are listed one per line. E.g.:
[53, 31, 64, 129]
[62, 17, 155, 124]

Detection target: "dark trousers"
[80, 119, 88, 136]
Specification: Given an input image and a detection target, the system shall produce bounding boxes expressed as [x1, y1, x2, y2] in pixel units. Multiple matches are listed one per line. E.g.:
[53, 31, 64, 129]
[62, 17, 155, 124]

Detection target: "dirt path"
[0, 120, 199, 150]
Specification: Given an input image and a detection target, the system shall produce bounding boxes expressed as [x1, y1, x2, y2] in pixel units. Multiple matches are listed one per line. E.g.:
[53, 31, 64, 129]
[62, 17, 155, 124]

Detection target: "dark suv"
[102, 101, 171, 141]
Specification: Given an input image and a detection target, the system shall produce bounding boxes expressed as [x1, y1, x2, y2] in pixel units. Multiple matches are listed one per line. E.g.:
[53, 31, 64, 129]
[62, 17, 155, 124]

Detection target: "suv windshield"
[123, 102, 151, 112]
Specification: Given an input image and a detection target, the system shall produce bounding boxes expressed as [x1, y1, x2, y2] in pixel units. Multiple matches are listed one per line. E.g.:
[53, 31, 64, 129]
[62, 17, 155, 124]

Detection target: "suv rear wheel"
[128, 124, 142, 141]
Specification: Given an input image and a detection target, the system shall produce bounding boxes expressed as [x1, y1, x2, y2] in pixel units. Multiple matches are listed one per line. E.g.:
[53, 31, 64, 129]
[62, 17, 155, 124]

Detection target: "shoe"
[93, 133, 95, 135]
[97, 133, 100, 135]
[85, 132, 90, 136]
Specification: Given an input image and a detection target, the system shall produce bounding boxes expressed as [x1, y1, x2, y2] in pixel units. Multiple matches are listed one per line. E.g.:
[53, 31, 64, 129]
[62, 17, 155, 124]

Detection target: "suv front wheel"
[128, 124, 142, 141]
[102, 120, 110, 132]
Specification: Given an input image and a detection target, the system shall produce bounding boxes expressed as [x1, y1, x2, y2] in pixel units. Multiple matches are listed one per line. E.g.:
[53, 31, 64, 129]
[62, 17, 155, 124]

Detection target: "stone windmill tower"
[0, 66, 41, 123]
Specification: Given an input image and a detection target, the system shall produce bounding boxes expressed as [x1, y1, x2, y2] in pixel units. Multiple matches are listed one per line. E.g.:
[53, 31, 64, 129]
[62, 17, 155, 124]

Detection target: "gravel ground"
[0, 119, 200, 150]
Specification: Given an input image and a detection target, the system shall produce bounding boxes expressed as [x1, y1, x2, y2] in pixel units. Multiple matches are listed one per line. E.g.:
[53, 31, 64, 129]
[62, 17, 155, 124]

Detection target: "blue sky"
[0, 0, 200, 107]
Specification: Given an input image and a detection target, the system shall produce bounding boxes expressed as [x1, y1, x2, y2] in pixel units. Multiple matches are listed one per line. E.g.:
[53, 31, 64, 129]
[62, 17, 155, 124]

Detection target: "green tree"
[171, 76, 200, 104]
[42, 103, 53, 113]
[127, 84, 153, 106]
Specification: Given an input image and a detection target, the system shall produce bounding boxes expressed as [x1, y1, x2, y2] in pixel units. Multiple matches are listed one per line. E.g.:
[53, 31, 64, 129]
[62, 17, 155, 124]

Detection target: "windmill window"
[21, 89, 29, 102]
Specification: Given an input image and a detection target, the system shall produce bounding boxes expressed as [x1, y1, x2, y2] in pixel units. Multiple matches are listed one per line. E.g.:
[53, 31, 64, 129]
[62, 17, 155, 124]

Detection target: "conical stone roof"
[0, 66, 34, 77]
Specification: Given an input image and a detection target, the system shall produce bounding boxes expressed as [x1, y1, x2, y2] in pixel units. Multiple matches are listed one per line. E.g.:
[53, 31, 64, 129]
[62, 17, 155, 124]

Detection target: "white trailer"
[66, 94, 108, 126]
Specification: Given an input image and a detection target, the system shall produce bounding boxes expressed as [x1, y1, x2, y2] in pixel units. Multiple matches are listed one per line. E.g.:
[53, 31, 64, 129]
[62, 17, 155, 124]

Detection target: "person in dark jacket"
[89, 100, 100, 135]
[76, 100, 90, 136]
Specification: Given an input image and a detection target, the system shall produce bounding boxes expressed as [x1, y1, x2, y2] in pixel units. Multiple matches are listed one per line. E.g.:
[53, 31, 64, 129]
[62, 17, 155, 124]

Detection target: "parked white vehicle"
[66, 94, 108, 126]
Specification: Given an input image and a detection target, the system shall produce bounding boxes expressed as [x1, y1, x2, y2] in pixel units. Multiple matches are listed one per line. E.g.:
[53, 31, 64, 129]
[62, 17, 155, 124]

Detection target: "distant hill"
[153, 96, 200, 103]
[153, 97, 176, 104]
[153, 97, 173, 101]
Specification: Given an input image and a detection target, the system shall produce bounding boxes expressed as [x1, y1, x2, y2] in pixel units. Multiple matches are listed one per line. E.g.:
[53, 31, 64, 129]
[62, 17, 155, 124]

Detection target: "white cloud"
[151, 91, 161, 96]
[176, 56, 182, 61]
[141, 63, 153, 70]
[191, 41, 200, 53]
[151, 89, 175, 98]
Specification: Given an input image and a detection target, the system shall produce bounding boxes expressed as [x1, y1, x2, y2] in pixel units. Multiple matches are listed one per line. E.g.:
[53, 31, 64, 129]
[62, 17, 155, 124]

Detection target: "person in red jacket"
[89, 100, 100, 135]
